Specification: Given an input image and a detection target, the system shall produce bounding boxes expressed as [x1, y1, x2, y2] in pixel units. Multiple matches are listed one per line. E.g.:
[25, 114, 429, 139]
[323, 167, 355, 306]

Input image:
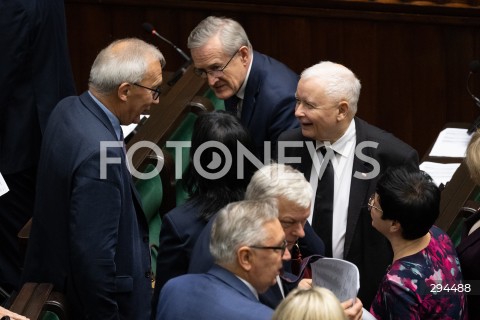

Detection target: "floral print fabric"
[370, 226, 467, 320]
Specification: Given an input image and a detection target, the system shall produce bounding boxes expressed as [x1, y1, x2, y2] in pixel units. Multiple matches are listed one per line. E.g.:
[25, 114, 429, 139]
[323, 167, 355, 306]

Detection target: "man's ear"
[237, 246, 253, 271]
[118, 82, 130, 102]
[337, 101, 349, 121]
[239, 46, 250, 66]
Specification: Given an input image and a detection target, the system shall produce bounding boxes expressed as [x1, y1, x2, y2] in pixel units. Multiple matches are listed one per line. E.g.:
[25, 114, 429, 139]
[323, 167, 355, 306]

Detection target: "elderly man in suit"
[276, 61, 419, 308]
[186, 163, 363, 320]
[157, 199, 289, 320]
[22, 38, 165, 319]
[187, 16, 299, 159]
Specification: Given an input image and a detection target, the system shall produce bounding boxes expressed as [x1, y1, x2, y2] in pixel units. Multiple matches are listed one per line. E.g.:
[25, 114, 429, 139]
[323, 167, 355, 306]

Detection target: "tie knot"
[319, 146, 334, 157]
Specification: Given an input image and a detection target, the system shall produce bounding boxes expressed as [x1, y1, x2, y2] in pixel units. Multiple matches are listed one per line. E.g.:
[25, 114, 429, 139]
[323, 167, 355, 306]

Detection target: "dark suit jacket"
[151, 199, 207, 317]
[224, 51, 299, 158]
[0, 0, 76, 291]
[276, 117, 419, 308]
[22, 92, 151, 320]
[0, 0, 76, 174]
[457, 211, 480, 319]
[157, 264, 273, 320]
[188, 213, 325, 308]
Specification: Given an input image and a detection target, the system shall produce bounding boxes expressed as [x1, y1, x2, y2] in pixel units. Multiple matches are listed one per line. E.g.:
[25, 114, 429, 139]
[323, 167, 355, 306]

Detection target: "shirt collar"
[235, 52, 253, 101]
[88, 91, 122, 140]
[316, 120, 356, 158]
[235, 275, 259, 300]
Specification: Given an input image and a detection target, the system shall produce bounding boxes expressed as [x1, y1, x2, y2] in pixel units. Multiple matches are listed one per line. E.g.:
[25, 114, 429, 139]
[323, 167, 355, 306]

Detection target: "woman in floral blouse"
[369, 166, 467, 320]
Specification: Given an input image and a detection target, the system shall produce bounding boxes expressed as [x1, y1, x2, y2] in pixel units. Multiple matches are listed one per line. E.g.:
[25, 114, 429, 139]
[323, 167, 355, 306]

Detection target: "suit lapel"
[241, 51, 262, 127]
[79, 92, 147, 227]
[79, 92, 117, 140]
[208, 265, 259, 302]
[344, 118, 373, 258]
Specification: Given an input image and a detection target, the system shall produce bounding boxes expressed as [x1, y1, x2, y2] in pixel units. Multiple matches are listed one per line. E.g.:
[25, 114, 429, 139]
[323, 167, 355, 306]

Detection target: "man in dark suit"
[187, 16, 299, 159]
[187, 163, 364, 319]
[157, 199, 287, 320]
[0, 0, 76, 294]
[22, 38, 165, 319]
[276, 61, 419, 308]
[187, 164, 323, 303]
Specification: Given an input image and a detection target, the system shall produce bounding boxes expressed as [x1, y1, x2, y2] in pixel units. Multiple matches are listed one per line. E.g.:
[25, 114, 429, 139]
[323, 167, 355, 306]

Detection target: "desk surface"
[424, 123, 478, 233]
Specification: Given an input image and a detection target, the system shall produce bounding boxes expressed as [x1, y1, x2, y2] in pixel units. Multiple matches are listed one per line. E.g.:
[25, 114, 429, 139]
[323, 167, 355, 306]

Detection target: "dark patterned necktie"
[312, 146, 334, 257]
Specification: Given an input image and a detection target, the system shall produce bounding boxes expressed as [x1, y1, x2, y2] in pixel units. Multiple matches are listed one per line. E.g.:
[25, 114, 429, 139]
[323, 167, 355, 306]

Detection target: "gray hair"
[187, 16, 252, 56]
[301, 61, 361, 115]
[88, 38, 166, 94]
[210, 199, 278, 264]
[246, 163, 312, 209]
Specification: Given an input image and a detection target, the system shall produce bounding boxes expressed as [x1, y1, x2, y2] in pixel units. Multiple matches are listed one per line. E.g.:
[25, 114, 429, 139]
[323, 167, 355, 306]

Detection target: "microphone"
[467, 60, 480, 107]
[142, 22, 191, 63]
[470, 60, 480, 73]
[467, 60, 480, 134]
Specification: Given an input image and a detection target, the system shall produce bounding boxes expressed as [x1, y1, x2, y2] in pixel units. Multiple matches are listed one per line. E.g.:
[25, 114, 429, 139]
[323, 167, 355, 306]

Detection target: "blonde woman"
[272, 287, 347, 320]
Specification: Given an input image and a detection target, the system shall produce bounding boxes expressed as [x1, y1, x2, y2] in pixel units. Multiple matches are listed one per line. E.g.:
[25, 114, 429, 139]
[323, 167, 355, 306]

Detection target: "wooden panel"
[64, 0, 480, 157]
[126, 66, 209, 171]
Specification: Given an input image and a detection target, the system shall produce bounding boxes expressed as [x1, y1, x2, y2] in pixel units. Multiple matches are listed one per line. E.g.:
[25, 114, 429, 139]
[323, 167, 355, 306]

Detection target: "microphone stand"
[143, 22, 192, 87]
[467, 71, 480, 134]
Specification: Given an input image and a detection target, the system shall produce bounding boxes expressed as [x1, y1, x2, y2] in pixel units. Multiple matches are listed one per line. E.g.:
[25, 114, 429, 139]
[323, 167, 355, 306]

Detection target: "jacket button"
[145, 271, 151, 278]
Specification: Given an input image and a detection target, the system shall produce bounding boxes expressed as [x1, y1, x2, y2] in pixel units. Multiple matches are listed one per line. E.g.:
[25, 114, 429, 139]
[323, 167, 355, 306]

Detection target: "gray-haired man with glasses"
[22, 38, 166, 320]
[187, 16, 299, 160]
[156, 199, 290, 320]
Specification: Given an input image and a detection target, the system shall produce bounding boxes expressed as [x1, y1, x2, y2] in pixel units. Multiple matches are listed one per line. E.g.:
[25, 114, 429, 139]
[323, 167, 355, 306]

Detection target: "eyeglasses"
[368, 194, 383, 213]
[133, 83, 161, 100]
[193, 48, 240, 79]
[250, 239, 288, 256]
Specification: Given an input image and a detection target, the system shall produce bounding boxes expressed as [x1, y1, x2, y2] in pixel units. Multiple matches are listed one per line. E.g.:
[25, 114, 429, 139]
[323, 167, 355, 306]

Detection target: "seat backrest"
[8, 282, 67, 320]
[135, 163, 163, 223]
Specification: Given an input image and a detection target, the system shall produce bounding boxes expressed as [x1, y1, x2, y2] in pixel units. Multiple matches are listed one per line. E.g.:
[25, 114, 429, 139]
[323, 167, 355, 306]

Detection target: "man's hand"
[297, 278, 312, 289]
[341, 297, 363, 320]
[0, 306, 29, 320]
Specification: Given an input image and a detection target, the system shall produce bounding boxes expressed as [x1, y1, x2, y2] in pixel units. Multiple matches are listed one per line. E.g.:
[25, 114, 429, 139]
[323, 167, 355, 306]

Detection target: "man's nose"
[294, 102, 305, 117]
[207, 73, 219, 85]
[292, 223, 305, 238]
[282, 248, 291, 261]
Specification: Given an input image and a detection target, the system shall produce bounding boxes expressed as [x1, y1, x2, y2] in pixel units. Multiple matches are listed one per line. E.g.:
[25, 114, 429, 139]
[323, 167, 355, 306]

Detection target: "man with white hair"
[276, 61, 419, 308]
[156, 199, 289, 320]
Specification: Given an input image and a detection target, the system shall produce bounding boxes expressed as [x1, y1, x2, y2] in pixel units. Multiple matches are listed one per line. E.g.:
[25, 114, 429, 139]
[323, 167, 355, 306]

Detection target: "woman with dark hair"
[151, 110, 257, 315]
[369, 166, 467, 320]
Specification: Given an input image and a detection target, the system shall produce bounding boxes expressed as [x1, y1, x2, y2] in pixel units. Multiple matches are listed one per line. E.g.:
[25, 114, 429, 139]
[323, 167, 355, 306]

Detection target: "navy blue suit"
[0, 0, 76, 292]
[224, 51, 299, 159]
[22, 92, 151, 320]
[151, 200, 207, 317]
[157, 264, 273, 320]
[188, 213, 325, 308]
[277, 117, 419, 308]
